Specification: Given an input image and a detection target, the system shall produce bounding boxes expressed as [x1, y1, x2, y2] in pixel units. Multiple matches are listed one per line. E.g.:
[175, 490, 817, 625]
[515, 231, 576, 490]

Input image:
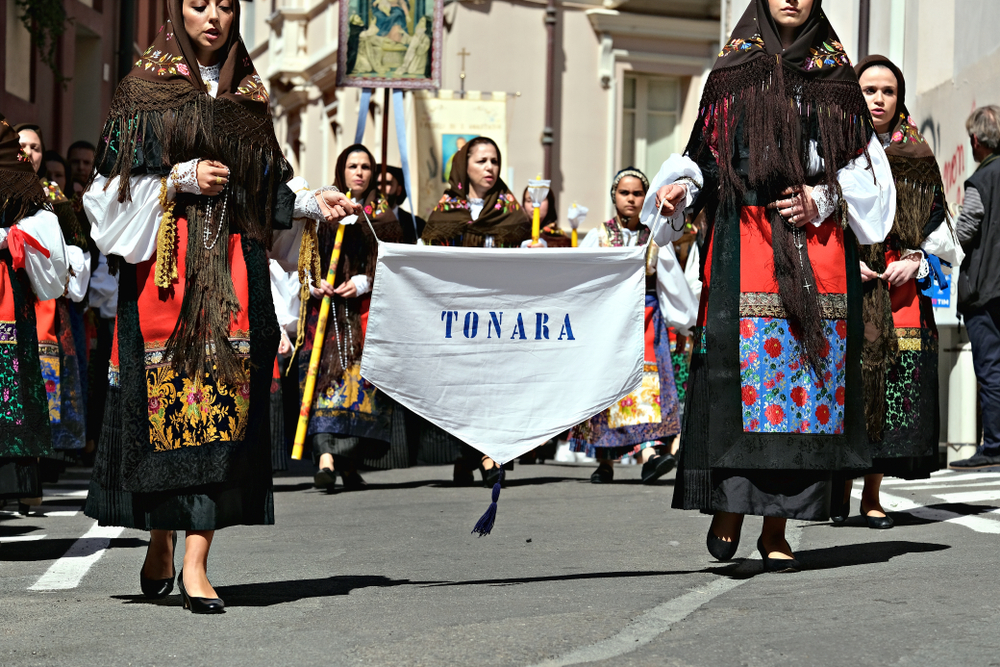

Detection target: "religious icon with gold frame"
[338, 0, 444, 89]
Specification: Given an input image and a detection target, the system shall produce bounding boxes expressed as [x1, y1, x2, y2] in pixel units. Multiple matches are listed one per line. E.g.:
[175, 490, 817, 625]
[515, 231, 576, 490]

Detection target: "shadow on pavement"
[0, 537, 147, 562]
[709, 540, 949, 579]
[422, 569, 709, 588]
[824, 503, 1000, 528]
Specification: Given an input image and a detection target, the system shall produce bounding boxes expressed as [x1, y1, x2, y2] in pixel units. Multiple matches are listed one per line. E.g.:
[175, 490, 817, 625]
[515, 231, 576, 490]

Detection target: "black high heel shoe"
[706, 527, 739, 561]
[140, 531, 177, 600]
[177, 568, 225, 614]
[860, 501, 894, 529]
[757, 536, 801, 573]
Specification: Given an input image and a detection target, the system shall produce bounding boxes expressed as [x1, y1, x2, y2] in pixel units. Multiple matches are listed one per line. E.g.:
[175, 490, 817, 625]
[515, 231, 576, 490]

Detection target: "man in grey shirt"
[952, 105, 1000, 469]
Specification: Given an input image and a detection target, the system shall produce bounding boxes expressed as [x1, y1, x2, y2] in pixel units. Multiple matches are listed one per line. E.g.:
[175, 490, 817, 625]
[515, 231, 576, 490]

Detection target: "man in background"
[952, 105, 1000, 470]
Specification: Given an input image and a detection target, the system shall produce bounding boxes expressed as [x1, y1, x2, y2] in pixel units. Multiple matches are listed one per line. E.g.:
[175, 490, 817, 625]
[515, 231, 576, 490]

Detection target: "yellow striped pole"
[291, 222, 346, 460]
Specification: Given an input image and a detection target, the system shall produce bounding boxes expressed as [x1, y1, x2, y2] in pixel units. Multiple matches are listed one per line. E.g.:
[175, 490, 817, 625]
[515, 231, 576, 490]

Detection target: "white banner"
[360, 242, 646, 464]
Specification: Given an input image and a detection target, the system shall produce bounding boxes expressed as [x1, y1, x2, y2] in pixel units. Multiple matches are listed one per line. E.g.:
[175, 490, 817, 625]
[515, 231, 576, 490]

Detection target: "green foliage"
[16, 0, 72, 83]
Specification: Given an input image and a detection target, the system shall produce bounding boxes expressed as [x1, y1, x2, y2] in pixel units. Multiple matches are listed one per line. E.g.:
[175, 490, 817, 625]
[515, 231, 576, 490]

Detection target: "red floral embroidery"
[148, 397, 161, 414]
[44, 380, 56, 393]
[742, 385, 757, 406]
[816, 404, 830, 425]
[765, 404, 784, 425]
[835, 386, 845, 406]
[791, 386, 808, 407]
[740, 319, 756, 338]
[835, 320, 847, 338]
[749, 418, 760, 430]
[764, 338, 782, 358]
[820, 339, 831, 358]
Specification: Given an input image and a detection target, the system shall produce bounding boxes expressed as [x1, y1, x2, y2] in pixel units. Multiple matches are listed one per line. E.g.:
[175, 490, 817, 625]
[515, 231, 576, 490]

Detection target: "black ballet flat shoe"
[140, 531, 177, 600]
[706, 527, 739, 561]
[313, 468, 337, 491]
[861, 503, 894, 530]
[641, 454, 676, 484]
[340, 469, 367, 491]
[757, 537, 801, 573]
[590, 464, 614, 484]
[177, 569, 225, 614]
[481, 464, 503, 488]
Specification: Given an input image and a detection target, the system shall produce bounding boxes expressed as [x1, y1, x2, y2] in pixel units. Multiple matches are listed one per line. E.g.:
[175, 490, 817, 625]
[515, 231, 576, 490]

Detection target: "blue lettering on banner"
[441, 311, 576, 341]
[510, 313, 527, 340]
[463, 312, 479, 338]
[535, 313, 550, 340]
[441, 310, 459, 338]
[558, 314, 576, 340]
[488, 312, 503, 338]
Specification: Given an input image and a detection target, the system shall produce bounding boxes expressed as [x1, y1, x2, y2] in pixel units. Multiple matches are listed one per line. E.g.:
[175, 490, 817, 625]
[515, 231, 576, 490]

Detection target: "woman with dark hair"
[568, 167, 696, 484]
[83, 0, 353, 612]
[649, 0, 895, 571]
[829, 55, 960, 528]
[297, 143, 404, 491]
[16, 124, 90, 479]
[521, 185, 570, 248]
[0, 113, 69, 509]
[423, 136, 531, 485]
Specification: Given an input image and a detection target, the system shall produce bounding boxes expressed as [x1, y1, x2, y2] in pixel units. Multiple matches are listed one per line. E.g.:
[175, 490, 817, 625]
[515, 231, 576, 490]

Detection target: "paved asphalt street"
[3, 459, 1000, 667]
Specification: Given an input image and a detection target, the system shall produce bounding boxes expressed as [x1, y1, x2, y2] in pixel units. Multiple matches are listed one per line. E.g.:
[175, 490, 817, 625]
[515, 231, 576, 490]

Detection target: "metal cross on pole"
[458, 48, 471, 97]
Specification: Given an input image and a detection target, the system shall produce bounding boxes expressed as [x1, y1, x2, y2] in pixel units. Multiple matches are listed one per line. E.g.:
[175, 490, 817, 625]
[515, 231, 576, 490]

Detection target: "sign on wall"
[413, 92, 508, 217]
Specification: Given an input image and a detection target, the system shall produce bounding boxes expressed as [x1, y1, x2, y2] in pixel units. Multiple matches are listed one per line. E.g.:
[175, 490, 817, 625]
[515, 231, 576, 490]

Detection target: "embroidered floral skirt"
[85, 221, 277, 531]
[35, 297, 86, 453]
[568, 295, 680, 459]
[673, 204, 870, 521]
[0, 255, 51, 497]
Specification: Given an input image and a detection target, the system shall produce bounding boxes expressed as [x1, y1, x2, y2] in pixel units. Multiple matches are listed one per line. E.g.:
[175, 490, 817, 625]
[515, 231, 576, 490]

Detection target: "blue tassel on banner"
[472, 468, 504, 537]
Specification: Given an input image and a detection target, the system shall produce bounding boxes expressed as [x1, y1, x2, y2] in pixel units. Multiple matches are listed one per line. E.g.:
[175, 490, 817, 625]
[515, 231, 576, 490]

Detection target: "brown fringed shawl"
[0, 114, 47, 225]
[422, 137, 530, 247]
[687, 0, 875, 373]
[92, 0, 293, 386]
[855, 54, 946, 441]
[308, 144, 404, 386]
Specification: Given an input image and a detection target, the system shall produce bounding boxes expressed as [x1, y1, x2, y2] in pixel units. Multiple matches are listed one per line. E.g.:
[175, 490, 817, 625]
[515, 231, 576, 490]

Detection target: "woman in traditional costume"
[297, 144, 404, 491]
[828, 55, 960, 528]
[422, 137, 531, 486]
[0, 113, 69, 506]
[568, 168, 696, 485]
[17, 124, 91, 462]
[83, 0, 351, 613]
[650, 0, 894, 571]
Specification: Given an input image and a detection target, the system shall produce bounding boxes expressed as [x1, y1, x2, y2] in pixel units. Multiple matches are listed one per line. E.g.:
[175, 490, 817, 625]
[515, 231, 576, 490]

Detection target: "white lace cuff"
[0, 227, 8, 250]
[169, 158, 201, 195]
[810, 185, 839, 226]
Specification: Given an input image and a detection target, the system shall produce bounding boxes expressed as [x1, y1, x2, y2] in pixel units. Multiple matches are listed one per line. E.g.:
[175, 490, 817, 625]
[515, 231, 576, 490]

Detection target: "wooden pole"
[381, 88, 391, 196]
[291, 223, 347, 460]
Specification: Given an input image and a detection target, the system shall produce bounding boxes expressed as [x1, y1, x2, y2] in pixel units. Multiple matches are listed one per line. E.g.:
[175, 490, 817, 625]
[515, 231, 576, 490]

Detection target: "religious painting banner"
[359, 242, 646, 464]
[338, 0, 444, 89]
[413, 92, 508, 217]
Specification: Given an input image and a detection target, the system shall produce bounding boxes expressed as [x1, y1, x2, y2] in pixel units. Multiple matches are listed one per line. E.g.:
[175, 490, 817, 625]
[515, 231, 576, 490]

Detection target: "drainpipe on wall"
[118, 0, 136, 83]
[858, 0, 870, 61]
[542, 0, 557, 180]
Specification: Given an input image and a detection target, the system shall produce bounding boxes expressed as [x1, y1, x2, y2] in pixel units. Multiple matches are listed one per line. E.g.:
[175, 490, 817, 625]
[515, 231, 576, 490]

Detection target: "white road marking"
[881, 472, 1000, 485]
[28, 521, 124, 591]
[530, 523, 802, 666]
[934, 488, 1000, 504]
[0, 534, 48, 543]
[0, 510, 79, 517]
[43, 489, 89, 498]
[858, 489, 1000, 534]
[891, 481, 1000, 491]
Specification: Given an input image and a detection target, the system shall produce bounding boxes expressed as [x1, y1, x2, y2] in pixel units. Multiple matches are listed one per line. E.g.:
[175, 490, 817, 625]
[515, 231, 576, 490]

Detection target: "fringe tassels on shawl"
[860, 244, 898, 443]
